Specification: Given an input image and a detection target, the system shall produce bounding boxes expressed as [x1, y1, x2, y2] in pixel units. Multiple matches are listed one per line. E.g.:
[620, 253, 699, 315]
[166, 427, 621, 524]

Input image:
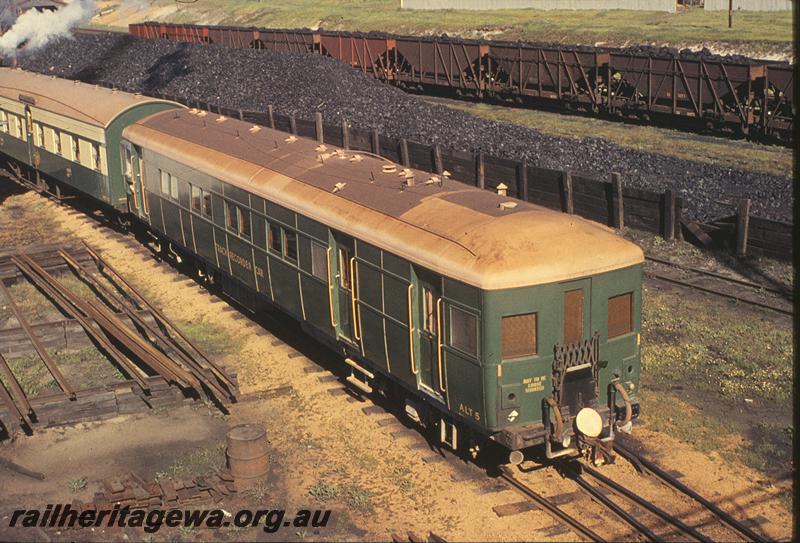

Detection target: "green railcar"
[0, 70, 643, 462]
[0, 68, 179, 208]
[121, 108, 643, 461]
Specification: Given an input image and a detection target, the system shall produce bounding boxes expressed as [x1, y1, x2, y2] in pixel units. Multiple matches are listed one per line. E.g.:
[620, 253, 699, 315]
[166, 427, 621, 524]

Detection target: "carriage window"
[122, 147, 132, 176]
[450, 306, 477, 356]
[169, 174, 179, 199]
[338, 247, 352, 289]
[423, 288, 437, 333]
[284, 230, 297, 264]
[33, 123, 44, 147]
[0, 111, 6, 133]
[608, 293, 633, 339]
[90, 142, 100, 170]
[160, 170, 169, 194]
[502, 313, 537, 359]
[311, 242, 327, 280]
[8, 115, 19, 138]
[202, 190, 212, 218]
[226, 201, 238, 231]
[238, 207, 251, 239]
[190, 185, 202, 212]
[53, 130, 62, 155]
[564, 289, 584, 345]
[268, 223, 282, 253]
[72, 137, 80, 163]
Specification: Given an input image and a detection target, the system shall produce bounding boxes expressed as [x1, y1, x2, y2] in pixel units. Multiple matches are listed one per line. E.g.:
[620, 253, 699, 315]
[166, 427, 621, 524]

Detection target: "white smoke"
[0, 0, 97, 54]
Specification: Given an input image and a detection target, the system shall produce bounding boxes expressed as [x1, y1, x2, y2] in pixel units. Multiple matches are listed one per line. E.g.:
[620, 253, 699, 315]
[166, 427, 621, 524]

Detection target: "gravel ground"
[14, 33, 792, 222]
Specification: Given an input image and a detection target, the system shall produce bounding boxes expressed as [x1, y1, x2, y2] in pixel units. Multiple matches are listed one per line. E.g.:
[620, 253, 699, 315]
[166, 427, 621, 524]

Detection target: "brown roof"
[124, 108, 643, 290]
[0, 68, 178, 128]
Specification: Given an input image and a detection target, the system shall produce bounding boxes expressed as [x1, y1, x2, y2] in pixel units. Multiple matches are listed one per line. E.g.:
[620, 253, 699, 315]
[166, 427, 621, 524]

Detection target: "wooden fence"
[110, 84, 791, 262]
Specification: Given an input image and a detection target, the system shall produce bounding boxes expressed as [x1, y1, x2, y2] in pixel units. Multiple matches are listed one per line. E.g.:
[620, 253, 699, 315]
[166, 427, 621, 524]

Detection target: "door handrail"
[437, 297, 446, 392]
[350, 256, 361, 340]
[407, 283, 417, 375]
[326, 247, 337, 327]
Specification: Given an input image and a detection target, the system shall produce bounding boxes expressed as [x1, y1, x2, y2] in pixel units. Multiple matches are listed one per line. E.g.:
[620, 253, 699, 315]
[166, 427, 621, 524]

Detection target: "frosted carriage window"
[502, 313, 537, 359]
[608, 293, 633, 339]
[449, 306, 477, 356]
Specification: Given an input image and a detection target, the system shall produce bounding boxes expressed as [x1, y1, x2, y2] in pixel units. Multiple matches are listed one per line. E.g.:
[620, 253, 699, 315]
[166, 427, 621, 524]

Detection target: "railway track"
[497, 443, 769, 542]
[643, 255, 793, 316]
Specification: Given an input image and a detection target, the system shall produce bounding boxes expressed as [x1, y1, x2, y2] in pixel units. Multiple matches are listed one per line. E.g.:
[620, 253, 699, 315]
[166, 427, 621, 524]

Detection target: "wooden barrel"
[226, 423, 268, 480]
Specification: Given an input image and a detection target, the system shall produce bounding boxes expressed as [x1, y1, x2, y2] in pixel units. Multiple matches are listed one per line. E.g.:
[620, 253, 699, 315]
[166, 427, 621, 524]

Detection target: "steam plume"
[0, 0, 97, 54]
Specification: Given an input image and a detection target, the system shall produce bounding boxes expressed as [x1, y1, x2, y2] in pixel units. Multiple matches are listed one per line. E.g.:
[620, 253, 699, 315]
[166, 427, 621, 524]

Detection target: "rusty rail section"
[0, 245, 238, 438]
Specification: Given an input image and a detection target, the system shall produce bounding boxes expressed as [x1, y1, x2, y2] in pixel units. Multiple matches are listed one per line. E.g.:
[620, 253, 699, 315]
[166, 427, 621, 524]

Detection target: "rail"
[643, 255, 793, 316]
[613, 439, 768, 543]
[498, 466, 605, 542]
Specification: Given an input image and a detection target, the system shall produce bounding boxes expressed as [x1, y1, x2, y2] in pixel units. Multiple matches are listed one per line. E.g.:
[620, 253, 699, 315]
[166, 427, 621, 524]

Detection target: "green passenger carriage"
[0, 68, 178, 208]
[0, 69, 643, 462]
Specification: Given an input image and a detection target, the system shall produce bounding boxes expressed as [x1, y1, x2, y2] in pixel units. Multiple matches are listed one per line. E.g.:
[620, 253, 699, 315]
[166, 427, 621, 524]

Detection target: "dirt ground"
[0, 186, 794, 542]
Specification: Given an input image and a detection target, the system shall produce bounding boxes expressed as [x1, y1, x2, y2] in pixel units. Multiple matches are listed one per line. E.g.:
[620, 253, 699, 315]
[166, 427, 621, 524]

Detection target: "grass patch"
[52, 346, 126, 388]
[175, 320, 241, 355]
[642, 288, 792, 405]
[0, 347, 124, 397]
[424, 97, 793, 178]
[737, 422, 794, 474]
[309, 480, 374, 511]
[155, 441, 227, 480]
[309, 480, 340, 501]
[99, 0, 793, 48]
[68, 477, 87, 493]
[638, 389, 727, 452]
[640, 286, 793, 477]
[0, 353, 58, 397]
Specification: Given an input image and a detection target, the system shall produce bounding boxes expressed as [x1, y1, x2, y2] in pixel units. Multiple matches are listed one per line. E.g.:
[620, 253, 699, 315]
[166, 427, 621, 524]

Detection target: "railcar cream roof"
[125, 109, 643, 290]
[0, 68, 177, 128]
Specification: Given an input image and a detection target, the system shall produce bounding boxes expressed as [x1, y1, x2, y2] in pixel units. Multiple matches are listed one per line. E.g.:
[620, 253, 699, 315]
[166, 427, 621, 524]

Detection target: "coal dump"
[16, 33, 792, 222]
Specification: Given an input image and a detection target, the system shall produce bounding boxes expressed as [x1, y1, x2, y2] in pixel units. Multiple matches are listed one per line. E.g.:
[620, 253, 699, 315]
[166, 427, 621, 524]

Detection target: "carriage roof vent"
[499, 201, 518, 211]
[215, 116, 227, 123]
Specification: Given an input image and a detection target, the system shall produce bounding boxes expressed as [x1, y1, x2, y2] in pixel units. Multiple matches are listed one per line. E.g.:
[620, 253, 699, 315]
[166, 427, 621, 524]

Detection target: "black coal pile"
[17, 33, 792, 222]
